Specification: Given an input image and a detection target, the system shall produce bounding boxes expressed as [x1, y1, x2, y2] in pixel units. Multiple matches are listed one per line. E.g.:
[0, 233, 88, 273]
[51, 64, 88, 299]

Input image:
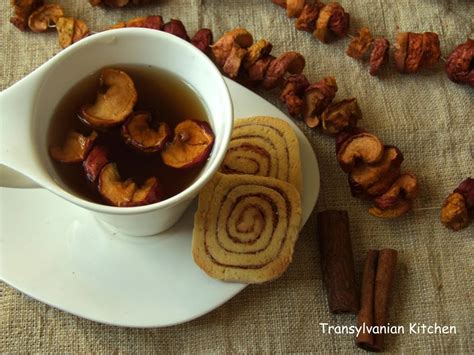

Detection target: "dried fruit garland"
[208, 26, 420, 219]
[89, 0, 156, 7]
[271, 0, 474, 88]
[9, 2, 90, 48]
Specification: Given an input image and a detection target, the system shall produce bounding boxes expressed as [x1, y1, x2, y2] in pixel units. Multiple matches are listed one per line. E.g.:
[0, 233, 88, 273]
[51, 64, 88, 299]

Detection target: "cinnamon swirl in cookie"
[192, 173, 302, 283]
[220, 116, 302, 193]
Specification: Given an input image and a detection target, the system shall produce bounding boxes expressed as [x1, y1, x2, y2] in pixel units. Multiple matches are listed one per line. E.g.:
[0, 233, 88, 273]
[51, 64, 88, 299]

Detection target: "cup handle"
[0, 70, 45, 189]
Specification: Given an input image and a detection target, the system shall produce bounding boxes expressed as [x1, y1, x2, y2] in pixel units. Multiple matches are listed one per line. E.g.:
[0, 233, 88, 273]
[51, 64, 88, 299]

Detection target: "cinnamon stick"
[317, 210, 359, 314]
[356, 249, 398, 352]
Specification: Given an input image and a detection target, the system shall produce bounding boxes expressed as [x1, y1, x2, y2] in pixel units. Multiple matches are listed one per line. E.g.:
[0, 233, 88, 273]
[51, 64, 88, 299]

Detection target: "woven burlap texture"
[1, 0, 473, 353]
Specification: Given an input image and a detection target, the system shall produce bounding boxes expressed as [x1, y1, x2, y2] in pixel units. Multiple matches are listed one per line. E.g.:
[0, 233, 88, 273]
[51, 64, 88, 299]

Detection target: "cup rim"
[42, 28, 233, 215]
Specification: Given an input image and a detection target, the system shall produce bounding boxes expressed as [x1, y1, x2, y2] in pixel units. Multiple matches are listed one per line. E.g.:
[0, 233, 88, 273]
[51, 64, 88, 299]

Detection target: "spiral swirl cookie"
[220, 116, 303, 193]
[192, 173, 302, 283]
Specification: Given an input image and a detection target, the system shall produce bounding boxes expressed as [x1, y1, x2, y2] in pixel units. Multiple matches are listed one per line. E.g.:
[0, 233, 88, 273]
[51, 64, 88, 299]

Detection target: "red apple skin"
[83, 145, 109, 183]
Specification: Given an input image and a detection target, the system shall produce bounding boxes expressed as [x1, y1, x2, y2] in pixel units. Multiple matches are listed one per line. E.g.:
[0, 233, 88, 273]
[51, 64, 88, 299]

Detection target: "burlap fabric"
[1, 0, 473, 353]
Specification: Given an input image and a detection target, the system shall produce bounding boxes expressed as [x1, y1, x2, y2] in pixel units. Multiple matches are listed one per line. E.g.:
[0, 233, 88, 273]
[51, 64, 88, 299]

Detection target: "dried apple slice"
[336, 132, 384, 173]
[121, 112, 171, 153]
[127, 177, 162, 207]
[161, 120, 214, 169]
[49, 131, 97, 163]
[98, 163, 161, 207]
[28, 4, 64, 33]
[83, 145, 109, 183]
[80, 68, 137, 128]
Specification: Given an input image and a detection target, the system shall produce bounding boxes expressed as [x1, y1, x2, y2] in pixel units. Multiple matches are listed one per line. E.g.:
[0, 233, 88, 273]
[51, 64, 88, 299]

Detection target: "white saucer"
[0, 78, 320, 328]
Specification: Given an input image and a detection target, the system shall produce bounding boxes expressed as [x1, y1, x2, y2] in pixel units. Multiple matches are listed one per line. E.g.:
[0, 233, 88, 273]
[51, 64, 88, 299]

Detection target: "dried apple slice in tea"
[161, 120, 215, 169]
[121, 112, 171, 153]
[49, 131, 97, 163]
[80, 68, 137, 128]
[98, 163, 161, 207]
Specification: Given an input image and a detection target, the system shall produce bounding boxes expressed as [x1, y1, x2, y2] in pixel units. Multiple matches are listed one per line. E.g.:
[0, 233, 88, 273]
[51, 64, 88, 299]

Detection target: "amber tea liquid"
[48, 65, 209, 204]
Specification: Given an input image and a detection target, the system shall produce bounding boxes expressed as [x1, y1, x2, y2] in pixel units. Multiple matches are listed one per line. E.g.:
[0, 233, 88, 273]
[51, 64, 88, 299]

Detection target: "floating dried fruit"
[49, 131, 97, 163]
[98, 163, 161, 207]
[80, 69, 137, 128]
[121, 112, 171, 153]
[161, 120, 214, 169]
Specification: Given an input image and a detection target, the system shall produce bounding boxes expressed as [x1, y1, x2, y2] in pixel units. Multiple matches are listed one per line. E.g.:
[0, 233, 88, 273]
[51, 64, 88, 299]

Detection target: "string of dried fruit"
[9, 2, 90, 49]
[270, 0, 474, 87]
[89, 0, 156, 7]
[346, 29, 441, 76]
[440, 178, 473, 231]
[272, 0, 350, 43]
[107, 17, 212, 52]
[206, 27, 419, 218]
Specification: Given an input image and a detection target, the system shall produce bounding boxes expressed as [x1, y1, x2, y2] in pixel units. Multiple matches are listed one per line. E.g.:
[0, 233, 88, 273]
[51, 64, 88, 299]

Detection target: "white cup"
[0, 28, 233, 236]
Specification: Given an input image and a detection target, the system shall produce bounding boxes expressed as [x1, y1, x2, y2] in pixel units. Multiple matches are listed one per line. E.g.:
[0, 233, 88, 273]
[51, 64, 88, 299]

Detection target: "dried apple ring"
[80, 68, 137, 128]
[49, 131, 97, 163]
[161, 120, 215, 169]
[56, 17, 89, 49]
[28, 4, 64, 33]
[121, 112, 171, 153]
[98, 163, 161, 207]
[336, 133, 384, 173]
